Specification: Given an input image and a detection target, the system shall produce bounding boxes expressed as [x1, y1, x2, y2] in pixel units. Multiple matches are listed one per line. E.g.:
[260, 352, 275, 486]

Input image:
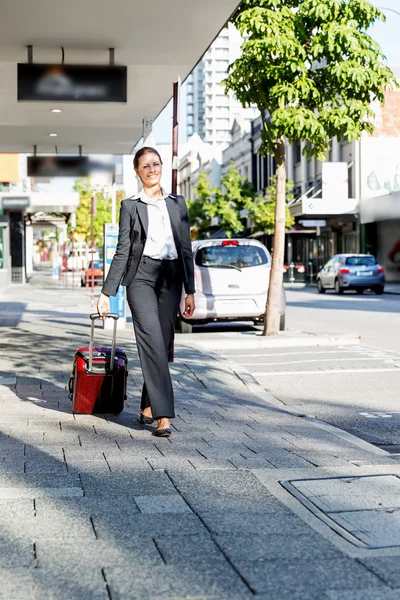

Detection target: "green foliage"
[245, 176, 294, 234]
[188, 165, 294, 238]
[72, 179, 125, 247]
[224, 0, 397, 160]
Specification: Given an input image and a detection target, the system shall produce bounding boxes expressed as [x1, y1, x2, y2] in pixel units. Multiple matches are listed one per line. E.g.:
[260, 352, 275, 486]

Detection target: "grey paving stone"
[154, 533, 222, 565]
[134, 494, 191, 514]
[188, 494, 289, 515]
[200, 510, 314, 535]
[35, 496, 140, 517]
[30, 568, 109, 600]
[0, 499, 34, 518]
[93, 513, 207, 539]
[105, 457, 153, 472]
[0, 473, 82, 488]
[0, 542, 34, 568]
[80, 471, 176, 498]
[24, 460, 68, 474]
[325, 589, 400, 600]
[147, 457, 196, 470]
[66, 459, 111, 473]
[6, 514, 96, 541]
[0, 462, 25, 474]
[169, 469, 274, 500]
[255, 591, 329, 600]
[215, 532, 344, 562]
[35, 538, 162, 570]
[105, 563, 252, 600]
[0, 486, 83, 499]
[234, 557, 385, 595]
[360, 557, 400, 588]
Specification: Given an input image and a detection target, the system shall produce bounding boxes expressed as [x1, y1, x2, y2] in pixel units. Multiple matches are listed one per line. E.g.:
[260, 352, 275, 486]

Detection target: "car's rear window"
[345, 256, 375, 266]
[195, 245, 268, 269]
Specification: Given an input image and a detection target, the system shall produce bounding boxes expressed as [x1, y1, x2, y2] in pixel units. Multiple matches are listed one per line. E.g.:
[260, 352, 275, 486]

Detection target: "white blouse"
[138, 190, 178, 260]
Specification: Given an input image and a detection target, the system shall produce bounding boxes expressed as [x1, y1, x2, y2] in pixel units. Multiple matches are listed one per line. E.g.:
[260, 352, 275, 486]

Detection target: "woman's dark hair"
[133, 147, 163, 169]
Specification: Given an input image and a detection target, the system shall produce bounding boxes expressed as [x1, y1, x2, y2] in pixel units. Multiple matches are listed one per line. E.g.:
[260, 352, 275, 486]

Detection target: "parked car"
[81, 259, 104, 287]
[316, 254, 385, 295]
[177, 238, 286, 333]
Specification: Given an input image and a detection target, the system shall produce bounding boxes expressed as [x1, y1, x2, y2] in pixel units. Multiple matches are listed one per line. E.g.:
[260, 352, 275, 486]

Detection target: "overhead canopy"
[0, 0, 240, 155]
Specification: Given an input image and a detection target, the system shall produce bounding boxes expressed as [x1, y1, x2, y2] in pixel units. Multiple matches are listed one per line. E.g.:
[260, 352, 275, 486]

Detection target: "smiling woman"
[97, 147, 195, 438]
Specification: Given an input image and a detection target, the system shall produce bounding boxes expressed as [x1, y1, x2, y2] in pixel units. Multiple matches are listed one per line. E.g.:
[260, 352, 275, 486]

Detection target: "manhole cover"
[281, 474, 400, 548]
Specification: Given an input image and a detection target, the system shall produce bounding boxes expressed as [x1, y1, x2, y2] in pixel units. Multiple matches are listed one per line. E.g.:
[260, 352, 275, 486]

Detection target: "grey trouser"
[126, 256, 183, 419]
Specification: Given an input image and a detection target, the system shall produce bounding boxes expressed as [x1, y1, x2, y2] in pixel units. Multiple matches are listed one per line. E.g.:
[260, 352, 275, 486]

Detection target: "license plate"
[357, 271, 373, 276]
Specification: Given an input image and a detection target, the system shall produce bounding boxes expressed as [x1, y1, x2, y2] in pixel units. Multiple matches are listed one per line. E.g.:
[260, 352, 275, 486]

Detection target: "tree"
[188, 167, 250, 238]
[223, 0, 397, 335]
[245, 176, 294, 235]
[72, 179, 125, 248]
[188, 165, 294, 238]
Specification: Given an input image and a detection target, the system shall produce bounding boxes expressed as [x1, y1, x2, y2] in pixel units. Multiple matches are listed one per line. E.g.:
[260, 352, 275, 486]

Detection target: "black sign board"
[18, 64, 127, 103]
[27, 156, 115, 178]
[2, 197, 30, 209]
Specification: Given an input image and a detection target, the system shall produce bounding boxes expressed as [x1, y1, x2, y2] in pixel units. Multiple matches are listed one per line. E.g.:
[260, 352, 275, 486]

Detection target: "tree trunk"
[263, 137, 286, 336]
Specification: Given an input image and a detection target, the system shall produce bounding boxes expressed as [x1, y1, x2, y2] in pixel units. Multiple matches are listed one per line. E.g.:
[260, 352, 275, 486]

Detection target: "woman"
[97, 147, 195, 437]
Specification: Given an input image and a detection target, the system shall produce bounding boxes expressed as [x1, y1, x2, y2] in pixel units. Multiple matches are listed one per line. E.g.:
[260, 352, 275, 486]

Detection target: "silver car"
[178, 238, 286, 333]
[317, 254, 385, 295]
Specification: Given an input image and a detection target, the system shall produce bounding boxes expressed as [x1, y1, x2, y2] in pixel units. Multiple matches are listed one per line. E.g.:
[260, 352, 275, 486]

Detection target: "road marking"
[251, 367, 400, 376]
[228, 349, 366, 358]
[242, 357, 386, 367]
[359, 412, 399, 419]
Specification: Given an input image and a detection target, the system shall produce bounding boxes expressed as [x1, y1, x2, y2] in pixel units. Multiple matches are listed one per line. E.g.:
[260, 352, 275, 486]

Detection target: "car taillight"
[378, 266, 385, 274]
[221, 240, 239, 246]
[339, 268, 350, 274]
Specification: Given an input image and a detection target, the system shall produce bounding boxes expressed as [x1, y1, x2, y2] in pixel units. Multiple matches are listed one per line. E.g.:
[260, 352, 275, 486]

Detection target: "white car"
[178, 238, 286, 333]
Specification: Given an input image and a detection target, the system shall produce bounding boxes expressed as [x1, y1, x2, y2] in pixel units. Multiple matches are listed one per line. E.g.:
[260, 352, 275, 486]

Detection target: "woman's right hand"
[97, 292, 110, 319]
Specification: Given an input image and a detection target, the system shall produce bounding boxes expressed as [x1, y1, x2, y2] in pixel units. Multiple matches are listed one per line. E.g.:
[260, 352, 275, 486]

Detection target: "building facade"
[360, 89, 400, 283]
[184, 24, 259, 148]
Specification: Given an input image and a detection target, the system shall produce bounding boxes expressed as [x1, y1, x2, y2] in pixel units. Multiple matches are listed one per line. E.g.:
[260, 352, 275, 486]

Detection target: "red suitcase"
[69, 313, 127, 414]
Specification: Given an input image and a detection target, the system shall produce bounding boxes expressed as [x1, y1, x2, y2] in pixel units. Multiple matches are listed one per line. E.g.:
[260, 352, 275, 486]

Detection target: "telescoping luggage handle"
[89, 313, 119, 373]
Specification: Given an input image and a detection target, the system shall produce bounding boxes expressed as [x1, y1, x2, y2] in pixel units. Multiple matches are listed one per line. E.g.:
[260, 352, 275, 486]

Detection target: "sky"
[151, 0, 400, 146]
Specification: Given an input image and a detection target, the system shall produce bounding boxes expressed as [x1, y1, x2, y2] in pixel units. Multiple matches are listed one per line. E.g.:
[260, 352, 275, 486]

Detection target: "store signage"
[299, 220, 327, 227]
[2, 197, 30, 209]
[27, 156, 115, 178]
[18, 64, 127, 103]
[104, 223, 126, 328]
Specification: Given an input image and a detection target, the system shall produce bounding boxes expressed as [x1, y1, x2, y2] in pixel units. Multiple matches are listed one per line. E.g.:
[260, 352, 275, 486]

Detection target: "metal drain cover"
[281, 474, 400, 548]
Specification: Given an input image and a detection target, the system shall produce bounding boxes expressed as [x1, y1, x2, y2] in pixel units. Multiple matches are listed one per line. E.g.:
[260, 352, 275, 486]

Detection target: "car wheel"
[356, 288, 364, 295]
[335, 279, 344, 295]
[179, 319, 193, 334]
[317, 279, 326, 294]
[375, 286, 384, 295]
[279, 313, 285, 331]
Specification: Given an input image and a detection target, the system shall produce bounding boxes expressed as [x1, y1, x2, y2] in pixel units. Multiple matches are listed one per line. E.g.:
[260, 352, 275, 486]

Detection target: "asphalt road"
[285, 287, 400, 353]
[212, 288, 400, 448]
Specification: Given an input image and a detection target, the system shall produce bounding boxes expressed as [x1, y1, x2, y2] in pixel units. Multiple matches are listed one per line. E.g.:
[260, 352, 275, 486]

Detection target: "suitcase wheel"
[67, 375, 74, 400]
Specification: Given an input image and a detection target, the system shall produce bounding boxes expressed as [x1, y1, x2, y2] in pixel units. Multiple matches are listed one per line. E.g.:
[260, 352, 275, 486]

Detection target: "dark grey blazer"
[101, 194, 195, 297]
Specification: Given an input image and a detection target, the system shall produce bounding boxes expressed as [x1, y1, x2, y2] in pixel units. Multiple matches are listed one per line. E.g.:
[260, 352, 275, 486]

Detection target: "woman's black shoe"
[153, 428, 171, 437]
[139, 413, 154, 425]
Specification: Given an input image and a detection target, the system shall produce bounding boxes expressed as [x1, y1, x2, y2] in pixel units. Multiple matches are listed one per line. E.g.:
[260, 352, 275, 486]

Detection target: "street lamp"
[377, 7, 400, 17]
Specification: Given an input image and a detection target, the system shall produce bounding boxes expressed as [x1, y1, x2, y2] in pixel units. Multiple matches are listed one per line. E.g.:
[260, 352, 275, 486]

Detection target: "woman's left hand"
[183, 294, 195, 318]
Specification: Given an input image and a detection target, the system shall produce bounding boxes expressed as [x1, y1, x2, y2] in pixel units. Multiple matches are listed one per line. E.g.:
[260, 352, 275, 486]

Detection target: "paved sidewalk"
[0, 269, 399, 599]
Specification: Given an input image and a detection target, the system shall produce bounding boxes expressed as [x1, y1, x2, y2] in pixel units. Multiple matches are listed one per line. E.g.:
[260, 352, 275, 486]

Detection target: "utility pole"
[111, 182, 117, 225]
[171, 78, 180, 194]
[170, 78, 180, 361]
[90, 195, 95, 308]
